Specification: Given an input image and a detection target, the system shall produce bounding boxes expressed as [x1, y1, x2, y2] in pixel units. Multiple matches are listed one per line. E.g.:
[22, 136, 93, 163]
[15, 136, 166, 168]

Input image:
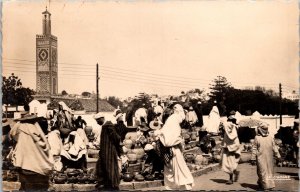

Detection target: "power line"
[4, 66, 209, 87]
[100, 75, 197, 90]
[4, 58, 298, 90]
[3, 58, 212, 82]
[4, 64, 210, 85]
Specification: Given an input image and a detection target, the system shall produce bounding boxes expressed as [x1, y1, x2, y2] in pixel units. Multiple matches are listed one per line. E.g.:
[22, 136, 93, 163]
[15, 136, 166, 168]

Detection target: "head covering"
[189, 106, 194, 110]
[197, 101, 202, 105]
[113, 109, 123, 120]
[93, 112, 105, 120]
[173, 104, 185, 122]
[229, 110, 236, 115]
[257, 122, 269, 137]
[58, 101, 72, 113]
[227, 115, 237, 124]
[224, 122, 238, 140]
[149, 120, 162, 130]
[139, 122, 150, 132]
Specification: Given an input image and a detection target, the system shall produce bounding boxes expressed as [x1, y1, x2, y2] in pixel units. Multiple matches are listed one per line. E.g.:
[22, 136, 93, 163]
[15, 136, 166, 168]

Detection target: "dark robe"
[194, 104, 204, 127]
[115, 121, 128, 142]
[96, 121, 121, 190]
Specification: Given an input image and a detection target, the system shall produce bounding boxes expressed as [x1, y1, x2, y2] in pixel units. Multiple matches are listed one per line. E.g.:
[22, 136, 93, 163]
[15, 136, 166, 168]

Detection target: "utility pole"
[96, 63, 99, 113]
[279, 83, 282, 125]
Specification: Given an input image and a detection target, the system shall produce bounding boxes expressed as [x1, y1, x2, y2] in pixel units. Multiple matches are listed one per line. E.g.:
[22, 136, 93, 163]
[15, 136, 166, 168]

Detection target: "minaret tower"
[36, 7, 58, 95]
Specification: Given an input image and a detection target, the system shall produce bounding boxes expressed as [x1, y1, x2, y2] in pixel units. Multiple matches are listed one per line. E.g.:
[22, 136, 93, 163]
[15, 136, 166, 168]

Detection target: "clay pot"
[54, 174, 67, 184]
[123, 172, 133, 182]
[124, 137, 133, 149]
[145, 174, 155, 181]
[184, 153, 195, 163]
[194, 154, 204, 165]
[134, 174, 145, 182]
[77, 174, 88, 184]
[214, 154, 221, 161]
[202, 157, 208, 165]
[191, 132, 197, 141]
[133, 143, 145, 161]
[67, 170, 81, 177]
[67, 176, 78, 184]
[282, 161, 287, 167]
[127, 150, 137, 164]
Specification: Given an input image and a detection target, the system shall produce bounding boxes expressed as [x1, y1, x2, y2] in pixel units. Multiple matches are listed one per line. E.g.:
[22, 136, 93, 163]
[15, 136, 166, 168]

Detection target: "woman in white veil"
[206, 106, 221, 134]
[155, 104, 194, 190]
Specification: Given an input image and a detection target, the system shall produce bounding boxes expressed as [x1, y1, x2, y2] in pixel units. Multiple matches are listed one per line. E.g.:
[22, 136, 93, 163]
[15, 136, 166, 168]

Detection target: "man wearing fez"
[94, 113, 122, 191]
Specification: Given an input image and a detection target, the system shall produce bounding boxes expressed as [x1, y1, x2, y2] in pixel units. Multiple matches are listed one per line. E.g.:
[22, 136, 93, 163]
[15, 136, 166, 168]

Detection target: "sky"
[2, 0, 299, 99]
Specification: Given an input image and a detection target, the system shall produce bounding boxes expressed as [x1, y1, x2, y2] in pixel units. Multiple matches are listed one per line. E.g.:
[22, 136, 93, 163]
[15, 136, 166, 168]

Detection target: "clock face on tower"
[38, 48, 49, 62]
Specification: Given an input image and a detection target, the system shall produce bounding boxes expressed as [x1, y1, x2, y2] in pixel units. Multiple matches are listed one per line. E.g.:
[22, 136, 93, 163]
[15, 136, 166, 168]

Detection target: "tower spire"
[42, 7, 51, 35]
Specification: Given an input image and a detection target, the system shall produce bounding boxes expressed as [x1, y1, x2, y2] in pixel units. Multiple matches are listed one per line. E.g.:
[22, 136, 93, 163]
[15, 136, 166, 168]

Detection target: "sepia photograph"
[1, 0, 299, 191]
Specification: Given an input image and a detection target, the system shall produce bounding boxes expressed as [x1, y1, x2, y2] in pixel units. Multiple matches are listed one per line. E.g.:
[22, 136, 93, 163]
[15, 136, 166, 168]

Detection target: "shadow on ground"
[210, 179, 228, 184]
[240, 183, 259, 190]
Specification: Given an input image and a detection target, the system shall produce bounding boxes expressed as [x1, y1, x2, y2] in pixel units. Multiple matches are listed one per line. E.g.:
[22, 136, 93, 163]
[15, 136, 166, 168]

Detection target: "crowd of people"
[2, 100, 299, 191]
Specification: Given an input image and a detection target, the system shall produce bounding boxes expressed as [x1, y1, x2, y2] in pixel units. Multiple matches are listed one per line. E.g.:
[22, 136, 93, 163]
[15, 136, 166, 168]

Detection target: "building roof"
[47, 97, 115, 112]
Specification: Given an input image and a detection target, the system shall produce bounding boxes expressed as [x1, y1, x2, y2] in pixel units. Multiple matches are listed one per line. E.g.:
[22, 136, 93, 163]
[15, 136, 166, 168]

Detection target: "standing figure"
[74, 116, 87, 129]
[9, 116, 53, 191]
[220, 117, 241, 185]
[94, 113, 122, 191]
[186, 106, 198, 127]
[206, 105, 221, 134]
[194, 101, 204, 127]
[251, 122, 281, 190]
[155, 104, 194, 190]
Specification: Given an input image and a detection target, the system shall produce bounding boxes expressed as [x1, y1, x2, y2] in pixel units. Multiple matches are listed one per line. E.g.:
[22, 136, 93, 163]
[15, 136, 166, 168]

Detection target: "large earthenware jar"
[127, 150, 137, 164]
[133, 143, 145, 161]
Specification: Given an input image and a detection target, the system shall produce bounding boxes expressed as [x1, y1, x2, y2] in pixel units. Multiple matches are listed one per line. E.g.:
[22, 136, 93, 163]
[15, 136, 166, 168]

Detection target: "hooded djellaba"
[251, 122, 281, 191]
[220, 116, 241, 185]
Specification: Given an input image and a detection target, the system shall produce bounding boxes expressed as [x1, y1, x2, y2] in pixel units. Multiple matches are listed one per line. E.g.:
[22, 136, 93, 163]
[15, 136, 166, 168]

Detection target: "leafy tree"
[107, 96, 124, 109]
[209, 76, 232, 116]
[2, 73, 35, 106]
